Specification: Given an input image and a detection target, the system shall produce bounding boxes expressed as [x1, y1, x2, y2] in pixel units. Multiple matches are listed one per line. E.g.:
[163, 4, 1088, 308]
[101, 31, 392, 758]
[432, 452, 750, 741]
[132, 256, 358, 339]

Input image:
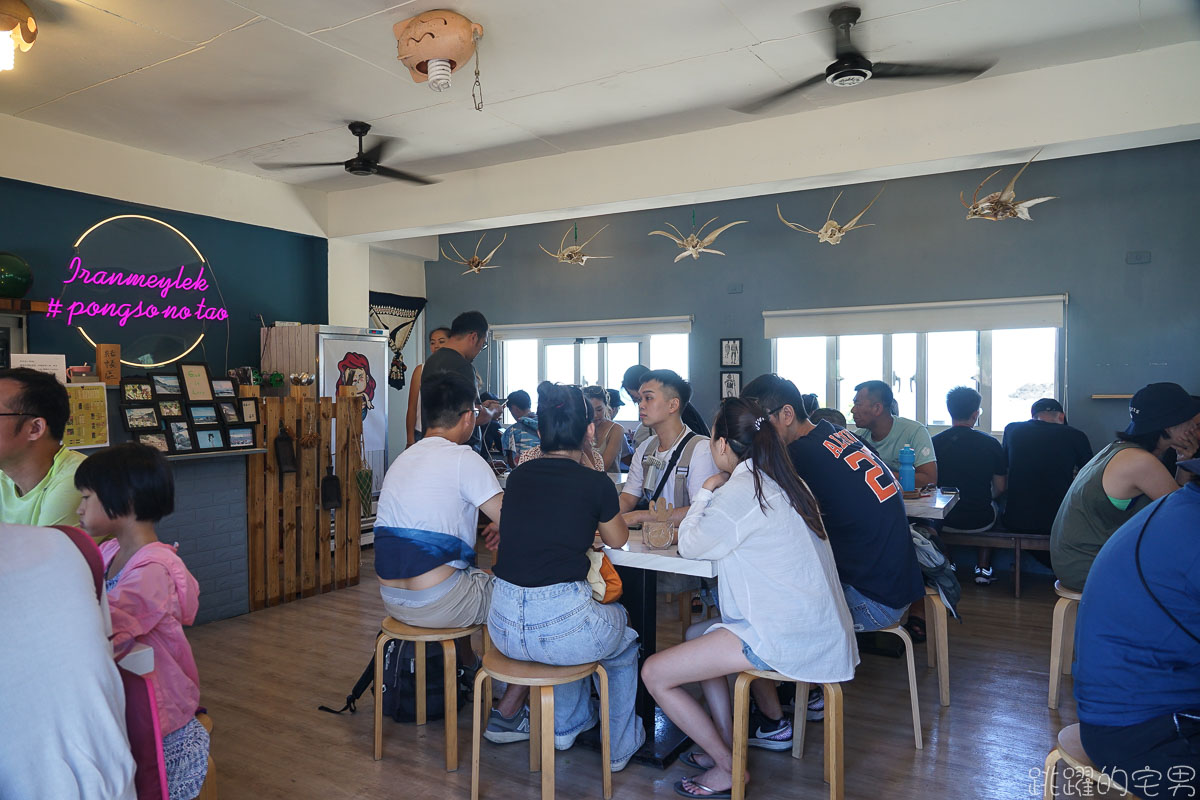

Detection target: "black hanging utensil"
[274, 422, 298, 490]
[321, 448, 342, 510]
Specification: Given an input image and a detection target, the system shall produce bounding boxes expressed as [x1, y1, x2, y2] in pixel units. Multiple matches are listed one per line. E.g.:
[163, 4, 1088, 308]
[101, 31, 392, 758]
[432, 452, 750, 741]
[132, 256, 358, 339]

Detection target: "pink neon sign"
[48, 256, 228, 326]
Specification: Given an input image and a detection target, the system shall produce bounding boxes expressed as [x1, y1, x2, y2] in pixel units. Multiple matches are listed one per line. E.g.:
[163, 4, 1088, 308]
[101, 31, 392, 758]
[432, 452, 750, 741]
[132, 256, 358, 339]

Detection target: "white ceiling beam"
[325, 43, 1200, 242]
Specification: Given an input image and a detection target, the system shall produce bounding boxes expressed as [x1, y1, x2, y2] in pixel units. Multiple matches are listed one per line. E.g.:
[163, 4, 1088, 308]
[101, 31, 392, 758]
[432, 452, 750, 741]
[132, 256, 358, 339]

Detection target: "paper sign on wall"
[10, 353, 67, 384]
[64, 383, 109, 449]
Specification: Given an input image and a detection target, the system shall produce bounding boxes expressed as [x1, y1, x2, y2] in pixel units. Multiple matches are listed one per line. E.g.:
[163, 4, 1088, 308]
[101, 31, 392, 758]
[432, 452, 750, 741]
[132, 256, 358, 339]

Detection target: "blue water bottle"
[898, 445, 916, 492]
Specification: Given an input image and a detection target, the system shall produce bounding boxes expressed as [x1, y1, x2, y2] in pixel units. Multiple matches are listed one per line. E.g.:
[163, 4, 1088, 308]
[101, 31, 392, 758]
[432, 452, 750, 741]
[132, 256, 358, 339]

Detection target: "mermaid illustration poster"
[319, 329, 389, 493]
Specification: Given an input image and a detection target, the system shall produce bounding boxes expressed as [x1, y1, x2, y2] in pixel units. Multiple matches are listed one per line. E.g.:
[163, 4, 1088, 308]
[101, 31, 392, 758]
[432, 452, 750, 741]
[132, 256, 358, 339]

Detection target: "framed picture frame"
[195, 427, 227, 451]
[168, 421, 195, 453]
[187, 404, 220, 428]
[217, 401, 240, 424]
[120, 376, 153, 404]
[720, 338, 742, 368]
[720, 370, 742, 399]
[239, 398, 259, 424]
[157, 399, 185, 420]
[122, 404, 161, 431]
[226, 425, 257, 449]
[211, 379, 237, 398]
[177, 362, 213, 402]
[136, 431, 170, 453]
[150, 372, 182, 398]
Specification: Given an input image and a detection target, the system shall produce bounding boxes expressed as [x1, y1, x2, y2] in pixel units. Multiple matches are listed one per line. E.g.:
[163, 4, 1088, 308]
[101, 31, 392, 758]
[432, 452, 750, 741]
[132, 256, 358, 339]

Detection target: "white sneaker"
[610, 720, 647, 773]
[554, 711, 599, 750]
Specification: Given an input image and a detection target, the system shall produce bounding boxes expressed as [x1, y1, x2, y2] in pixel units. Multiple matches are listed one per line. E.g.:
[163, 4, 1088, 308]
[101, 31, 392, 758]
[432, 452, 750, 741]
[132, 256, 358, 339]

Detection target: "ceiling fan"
[738, 5, 995, 114]
[257, 121, 437, 185]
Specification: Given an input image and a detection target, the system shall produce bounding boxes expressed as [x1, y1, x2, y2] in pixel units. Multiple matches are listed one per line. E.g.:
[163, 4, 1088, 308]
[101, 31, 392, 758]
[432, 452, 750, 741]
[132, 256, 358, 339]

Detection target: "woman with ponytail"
[486, 382, 645, 772]
[641, 397, 858, 799]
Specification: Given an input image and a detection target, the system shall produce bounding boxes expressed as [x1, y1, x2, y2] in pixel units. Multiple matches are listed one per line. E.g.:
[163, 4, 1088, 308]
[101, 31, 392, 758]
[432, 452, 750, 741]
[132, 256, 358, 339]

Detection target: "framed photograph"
[720, 338, 742, 368]
[720, 370, 742, 399]
[188, 404, 219, 427]
[211, 379, 236, 398]
[150, 372, 182, 397]
[120, 377, 153, 403]
[217, 401, 240, 424]
[177, 362, 213, 402]
[195, 427, 226, 451]
[158, 400, 185, 420]
[136, 432, 170, 453]
[168, 421, 194, 453]
[240, 398, 259, 424]
[226, 425, 257, 449]
[122, 405, 161, 431]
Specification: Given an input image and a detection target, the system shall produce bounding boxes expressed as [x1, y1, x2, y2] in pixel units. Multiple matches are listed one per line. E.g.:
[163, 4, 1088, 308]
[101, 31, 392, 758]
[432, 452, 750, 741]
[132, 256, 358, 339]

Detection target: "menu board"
[64, 384, 110, 449]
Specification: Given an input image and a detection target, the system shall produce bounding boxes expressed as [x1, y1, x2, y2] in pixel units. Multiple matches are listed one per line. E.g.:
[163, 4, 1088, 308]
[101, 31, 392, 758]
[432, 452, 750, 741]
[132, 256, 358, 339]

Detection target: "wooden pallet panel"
[281, 394, 299, 602]
[319, 397, 334, 592]
[300, 397, 319, 598]
[240, 386, 266, 611]
[263, 396, 282, 606]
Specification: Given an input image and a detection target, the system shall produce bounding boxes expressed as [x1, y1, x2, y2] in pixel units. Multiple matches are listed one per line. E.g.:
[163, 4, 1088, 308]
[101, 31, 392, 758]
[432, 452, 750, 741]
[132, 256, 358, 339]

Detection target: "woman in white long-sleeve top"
[642, 397, 858, 799]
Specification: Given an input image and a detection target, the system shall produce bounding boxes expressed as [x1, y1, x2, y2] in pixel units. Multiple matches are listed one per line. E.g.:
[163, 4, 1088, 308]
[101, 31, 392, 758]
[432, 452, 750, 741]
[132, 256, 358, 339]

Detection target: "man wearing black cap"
[1001, 398, 1094, 535]
[1051, 383, 1200, 590]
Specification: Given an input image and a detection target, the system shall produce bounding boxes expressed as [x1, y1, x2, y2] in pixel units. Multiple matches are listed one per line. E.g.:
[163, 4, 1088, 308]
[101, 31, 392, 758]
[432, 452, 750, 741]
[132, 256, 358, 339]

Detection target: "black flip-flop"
[674, 778, 733, 799]
[680, 751, 715, 771]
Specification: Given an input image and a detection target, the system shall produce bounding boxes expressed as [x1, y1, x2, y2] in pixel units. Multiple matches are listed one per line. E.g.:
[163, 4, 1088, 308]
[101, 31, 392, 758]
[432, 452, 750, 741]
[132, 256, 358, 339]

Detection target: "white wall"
[326, 239, 371, 328]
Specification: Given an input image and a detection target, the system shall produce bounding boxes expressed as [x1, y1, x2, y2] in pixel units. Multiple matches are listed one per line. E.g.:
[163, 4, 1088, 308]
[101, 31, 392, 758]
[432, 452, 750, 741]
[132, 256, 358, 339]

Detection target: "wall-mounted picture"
[188, 405, 219, 427]
[227, 426, 256, 449]
[721, 370, 742, 399]
[720, 338, 742, 368]
[218, 402, 240, 424]
[123, 405, 161, 431]
[169, 421, 194, 452]
[240, 398, 259, 423]
[158, 400, 184, 420]
[150, 372, 181, 397]
[196, 428, 226, 450]
[211, 379, 236, 398]
[121, 377, 153, 403]
[178, 362, 213, 402]
[136, 432, 170, 453]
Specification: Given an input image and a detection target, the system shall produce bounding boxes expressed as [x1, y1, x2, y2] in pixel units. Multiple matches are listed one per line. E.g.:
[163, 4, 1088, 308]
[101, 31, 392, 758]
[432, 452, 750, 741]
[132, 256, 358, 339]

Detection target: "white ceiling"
[3, 0, 1199, 192]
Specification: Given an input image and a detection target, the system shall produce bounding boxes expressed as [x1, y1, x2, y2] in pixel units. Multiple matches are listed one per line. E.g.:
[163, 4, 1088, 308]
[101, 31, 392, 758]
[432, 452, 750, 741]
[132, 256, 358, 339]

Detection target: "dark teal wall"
[0, 176, 328, 373]
[425, 140, 1200, 450]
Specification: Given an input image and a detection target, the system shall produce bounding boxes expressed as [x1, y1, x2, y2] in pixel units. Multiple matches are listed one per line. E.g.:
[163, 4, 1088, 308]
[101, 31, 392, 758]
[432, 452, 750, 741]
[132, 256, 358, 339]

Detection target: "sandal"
[680, 751, 715, 770]
[903, 616, 927, 644]
[674, 778, 734, 799]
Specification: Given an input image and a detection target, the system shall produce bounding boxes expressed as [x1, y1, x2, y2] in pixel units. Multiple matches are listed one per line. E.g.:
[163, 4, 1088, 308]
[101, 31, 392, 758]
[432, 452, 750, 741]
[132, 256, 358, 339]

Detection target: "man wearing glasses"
[421, 311, 499, 455]
[0, 368, 86, 527]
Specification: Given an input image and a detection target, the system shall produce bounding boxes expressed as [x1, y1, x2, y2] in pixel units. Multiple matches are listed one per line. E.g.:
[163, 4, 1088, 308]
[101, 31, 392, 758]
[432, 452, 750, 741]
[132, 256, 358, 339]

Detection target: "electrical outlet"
[1125, 251, 1151, 265]
[727, 282, 743, 294]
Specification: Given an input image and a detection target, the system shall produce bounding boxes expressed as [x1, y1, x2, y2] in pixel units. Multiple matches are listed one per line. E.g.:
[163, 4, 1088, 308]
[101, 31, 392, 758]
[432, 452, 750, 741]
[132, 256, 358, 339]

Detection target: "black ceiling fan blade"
[361, 136, 401, 165]
[734, 74, 826, 114]
[870, 61, 994, 79]
[256, 161, 344, 170]
[375, 166, 438, 186]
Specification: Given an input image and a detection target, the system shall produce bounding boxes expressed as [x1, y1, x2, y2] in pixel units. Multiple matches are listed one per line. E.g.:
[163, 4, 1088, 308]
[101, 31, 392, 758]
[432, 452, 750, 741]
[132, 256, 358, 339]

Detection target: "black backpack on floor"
[319, 634, 461, 723]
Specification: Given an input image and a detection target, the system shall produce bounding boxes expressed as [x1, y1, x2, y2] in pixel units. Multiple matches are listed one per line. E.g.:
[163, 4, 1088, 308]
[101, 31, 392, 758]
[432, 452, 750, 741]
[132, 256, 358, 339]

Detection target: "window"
[765, 296, 1065, 436]
[501, 339, 537, 418]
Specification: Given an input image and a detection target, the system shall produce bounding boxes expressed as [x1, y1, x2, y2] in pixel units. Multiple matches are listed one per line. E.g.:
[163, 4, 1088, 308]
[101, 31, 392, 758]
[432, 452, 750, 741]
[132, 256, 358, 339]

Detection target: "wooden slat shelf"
[0, 298, 48, 313]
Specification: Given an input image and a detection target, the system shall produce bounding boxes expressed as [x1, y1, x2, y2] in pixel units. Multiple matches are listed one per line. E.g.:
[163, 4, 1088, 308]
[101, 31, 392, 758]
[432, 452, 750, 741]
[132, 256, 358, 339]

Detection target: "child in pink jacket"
[75, 443, 209, 800]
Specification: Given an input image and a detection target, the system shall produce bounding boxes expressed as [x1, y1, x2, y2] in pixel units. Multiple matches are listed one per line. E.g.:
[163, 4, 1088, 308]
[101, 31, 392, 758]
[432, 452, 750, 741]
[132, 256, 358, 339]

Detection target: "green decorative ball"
[0, 252, 33, 299]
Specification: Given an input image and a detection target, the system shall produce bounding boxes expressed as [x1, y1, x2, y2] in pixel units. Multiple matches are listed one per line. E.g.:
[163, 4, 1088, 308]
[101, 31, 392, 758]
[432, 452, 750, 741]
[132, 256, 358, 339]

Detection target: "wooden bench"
[937, 529, 1050, 598]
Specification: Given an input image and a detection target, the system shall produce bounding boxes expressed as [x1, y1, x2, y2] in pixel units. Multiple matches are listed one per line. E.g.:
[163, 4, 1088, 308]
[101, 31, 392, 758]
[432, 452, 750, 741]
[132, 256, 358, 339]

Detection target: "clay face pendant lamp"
[0, 0, 37, 72]
[392, 9, 483, 92]
[0, 252, 33, 298]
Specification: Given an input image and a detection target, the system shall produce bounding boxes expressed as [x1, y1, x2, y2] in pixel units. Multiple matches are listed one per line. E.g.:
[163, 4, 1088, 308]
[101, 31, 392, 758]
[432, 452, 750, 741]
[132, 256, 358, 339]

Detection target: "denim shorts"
[841, 583, 907, 633]
[741, 641, 773, 672]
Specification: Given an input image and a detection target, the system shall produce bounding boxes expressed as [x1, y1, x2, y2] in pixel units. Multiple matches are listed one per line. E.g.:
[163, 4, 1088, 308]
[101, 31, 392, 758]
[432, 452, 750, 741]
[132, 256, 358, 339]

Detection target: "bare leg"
[642, 627, 755, 793]
[496, 685, 528, 718]
[750, 679, 783, 720]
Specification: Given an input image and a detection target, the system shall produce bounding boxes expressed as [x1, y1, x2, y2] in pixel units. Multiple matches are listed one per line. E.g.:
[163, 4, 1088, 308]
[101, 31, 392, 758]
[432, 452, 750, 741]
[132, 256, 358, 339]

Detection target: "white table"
[604, 538, 715, 579]
[903, 490, 958, 520]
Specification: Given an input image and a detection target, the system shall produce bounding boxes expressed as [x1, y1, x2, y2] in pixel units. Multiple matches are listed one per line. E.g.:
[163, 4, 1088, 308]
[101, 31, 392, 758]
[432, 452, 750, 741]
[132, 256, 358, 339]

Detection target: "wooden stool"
[195, 712, 217, 800]
[923, 585, 950, 706]
[1043, 723, 1137, 799]
[471, 649, 611, 800]
[1048, 581, 1082, 710]
[373, 618, 483, 771]
[732, 671, 845, 800]
[879, 624, 923, 749]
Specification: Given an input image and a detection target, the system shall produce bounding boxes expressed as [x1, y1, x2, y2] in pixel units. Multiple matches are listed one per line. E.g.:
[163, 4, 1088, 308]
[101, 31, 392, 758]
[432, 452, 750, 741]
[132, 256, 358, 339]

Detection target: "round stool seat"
[1046, 724, 1132, 796]
[1054, 580, 1082, 601]
[381, 617, 482, 641]
[480, 649, 599, 686]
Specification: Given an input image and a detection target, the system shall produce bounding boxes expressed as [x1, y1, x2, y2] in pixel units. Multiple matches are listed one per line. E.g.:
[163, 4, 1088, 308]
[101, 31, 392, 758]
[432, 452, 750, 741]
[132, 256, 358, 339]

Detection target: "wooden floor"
[190, 553, 1078, 800]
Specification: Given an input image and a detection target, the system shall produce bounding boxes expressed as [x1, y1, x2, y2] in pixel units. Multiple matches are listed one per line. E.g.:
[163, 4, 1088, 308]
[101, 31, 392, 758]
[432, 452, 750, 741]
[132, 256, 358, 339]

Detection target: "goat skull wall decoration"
[961, 150, 1056, 221]
[442, 232, 506, 275]
[648, 217, 747, 262]
[539, 225, 613, 266]
[777, 187, 884, 246]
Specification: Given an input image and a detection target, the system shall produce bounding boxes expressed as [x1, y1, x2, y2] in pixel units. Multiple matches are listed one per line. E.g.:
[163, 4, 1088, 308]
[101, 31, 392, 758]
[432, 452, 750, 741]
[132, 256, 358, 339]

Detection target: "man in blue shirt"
[1073, 459, 1200, 791]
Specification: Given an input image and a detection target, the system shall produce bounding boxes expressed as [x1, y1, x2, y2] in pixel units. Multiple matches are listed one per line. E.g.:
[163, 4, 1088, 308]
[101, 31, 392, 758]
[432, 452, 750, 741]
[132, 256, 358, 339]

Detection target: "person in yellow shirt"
[0, 368, 86, 528]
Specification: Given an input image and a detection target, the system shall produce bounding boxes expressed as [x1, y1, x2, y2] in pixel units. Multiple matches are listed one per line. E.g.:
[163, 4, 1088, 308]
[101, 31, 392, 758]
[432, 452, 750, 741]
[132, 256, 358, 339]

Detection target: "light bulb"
[0, 31, 15, 72]
[426, 58, 452, 92]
